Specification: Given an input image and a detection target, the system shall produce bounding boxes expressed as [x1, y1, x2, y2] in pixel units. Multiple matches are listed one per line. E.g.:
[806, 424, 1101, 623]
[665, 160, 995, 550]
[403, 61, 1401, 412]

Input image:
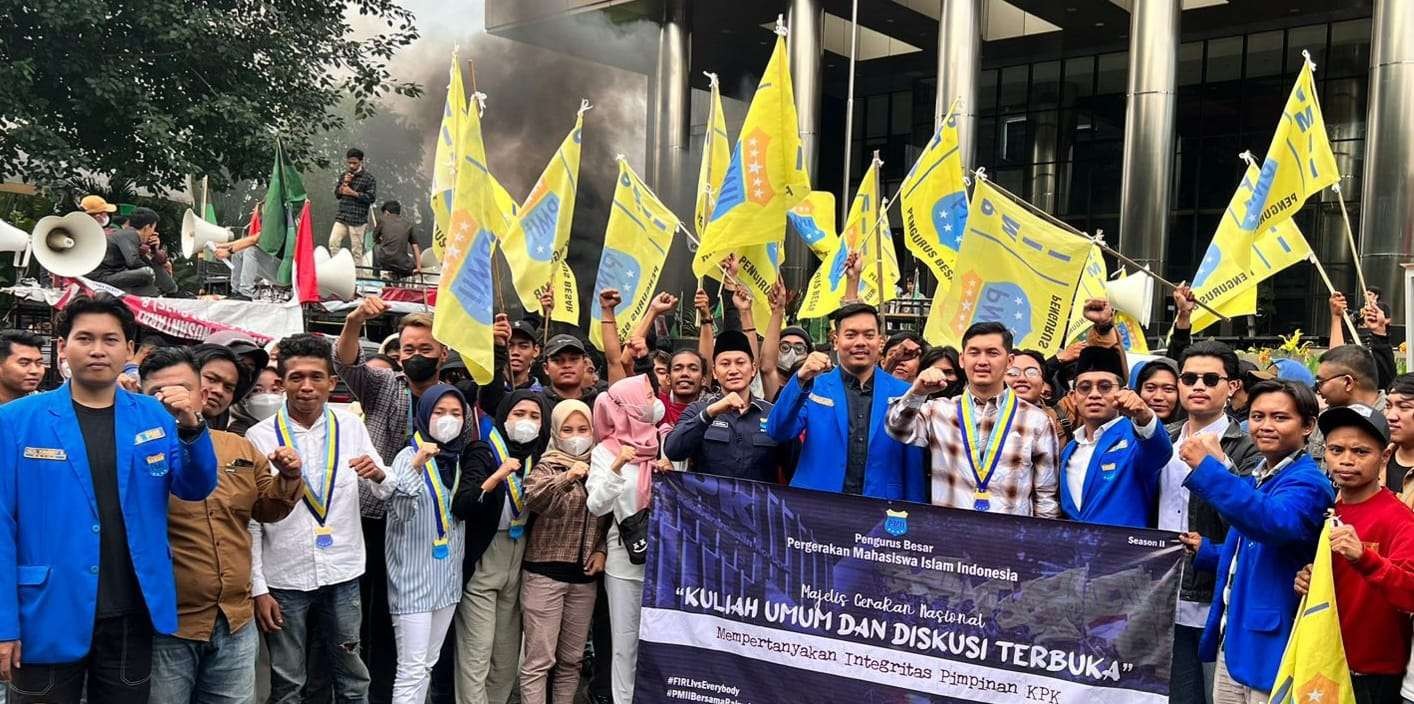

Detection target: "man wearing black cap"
[761, 325, 812, 402]
[768, 303, 924, 501]
[666, 330, 790, 483]
[1057, 346, 1171, 527]
[200, 331, 270, 433]
[1295, 405, 1414, 703]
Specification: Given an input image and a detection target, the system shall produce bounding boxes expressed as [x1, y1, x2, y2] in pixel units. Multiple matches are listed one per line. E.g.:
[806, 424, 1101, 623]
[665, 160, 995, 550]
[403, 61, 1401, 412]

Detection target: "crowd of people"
[0, 244, 1412, 704]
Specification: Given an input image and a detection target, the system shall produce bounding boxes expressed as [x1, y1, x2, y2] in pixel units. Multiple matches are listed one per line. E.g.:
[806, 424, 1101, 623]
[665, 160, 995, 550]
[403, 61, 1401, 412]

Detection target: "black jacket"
[450, 440, 503, 583]
[1167, 416, 1262, 605]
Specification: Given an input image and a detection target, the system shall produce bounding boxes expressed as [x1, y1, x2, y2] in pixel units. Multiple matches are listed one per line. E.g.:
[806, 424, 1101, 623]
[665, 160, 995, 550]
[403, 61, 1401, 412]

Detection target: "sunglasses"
[1179, 372, 1228, 388]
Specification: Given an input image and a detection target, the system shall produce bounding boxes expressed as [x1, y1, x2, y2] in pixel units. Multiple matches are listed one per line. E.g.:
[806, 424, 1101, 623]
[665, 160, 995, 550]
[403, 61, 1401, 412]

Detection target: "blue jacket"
[766, 368, 925, 502]
[1058, 416, 1171, 527]
[0, 384, 218, 663]
[1185, 452, 1332, 690]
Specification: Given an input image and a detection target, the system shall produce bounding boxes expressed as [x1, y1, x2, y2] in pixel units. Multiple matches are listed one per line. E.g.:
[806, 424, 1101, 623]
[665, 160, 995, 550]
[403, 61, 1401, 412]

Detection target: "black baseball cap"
[780, 326, 811, 345]
[510, 320, 540, 344]
[544, 334, 586, 358]
[1318, 403, 1390, 445]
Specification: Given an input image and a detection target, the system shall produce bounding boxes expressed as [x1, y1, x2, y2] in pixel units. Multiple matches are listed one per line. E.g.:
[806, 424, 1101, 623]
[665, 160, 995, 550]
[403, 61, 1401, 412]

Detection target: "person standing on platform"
[330, 147, 377, 264]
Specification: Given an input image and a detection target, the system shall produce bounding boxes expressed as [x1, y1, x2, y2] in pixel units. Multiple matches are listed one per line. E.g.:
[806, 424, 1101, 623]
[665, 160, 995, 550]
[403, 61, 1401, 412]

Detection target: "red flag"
[247, 205, 262, 238]
[292, 201, 318, 303]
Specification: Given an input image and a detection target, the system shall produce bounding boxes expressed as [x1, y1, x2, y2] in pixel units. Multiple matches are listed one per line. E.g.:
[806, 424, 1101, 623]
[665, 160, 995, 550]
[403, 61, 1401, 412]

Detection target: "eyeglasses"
[1179, 372, 1228, 388]
[780, 343, 810, 355]
[1074, 380, 1118, 395]
[1314, 374, 1351, 389]
[1005, 367, 1043, 380]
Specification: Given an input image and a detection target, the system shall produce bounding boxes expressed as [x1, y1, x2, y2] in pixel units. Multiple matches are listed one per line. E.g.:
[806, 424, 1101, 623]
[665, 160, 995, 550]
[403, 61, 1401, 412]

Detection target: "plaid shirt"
[334, 351, 410, 518]
[335, 169, 377, 225]
[887, 389, 1060, 517]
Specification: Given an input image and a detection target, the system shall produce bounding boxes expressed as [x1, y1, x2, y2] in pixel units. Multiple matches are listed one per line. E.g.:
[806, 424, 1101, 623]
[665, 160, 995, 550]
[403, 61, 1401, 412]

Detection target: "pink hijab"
[594, 374, 661, 507]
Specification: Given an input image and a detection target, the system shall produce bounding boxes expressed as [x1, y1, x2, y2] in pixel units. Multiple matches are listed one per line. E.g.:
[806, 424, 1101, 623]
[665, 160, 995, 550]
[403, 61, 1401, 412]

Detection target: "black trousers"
[8, 611, 154, 704]
[1352, 673, 1402, 704]
[360, 516, 396, 704]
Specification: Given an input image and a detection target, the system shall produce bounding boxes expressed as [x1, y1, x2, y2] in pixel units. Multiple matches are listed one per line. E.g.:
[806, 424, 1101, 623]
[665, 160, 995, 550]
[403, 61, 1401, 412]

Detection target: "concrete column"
[1117, 0, 1179, 314]
[653, 0, 691, 212]
[935, 0, 982, 170]
[785, 0, 823, 294]
[1360, 0, 1414, 330]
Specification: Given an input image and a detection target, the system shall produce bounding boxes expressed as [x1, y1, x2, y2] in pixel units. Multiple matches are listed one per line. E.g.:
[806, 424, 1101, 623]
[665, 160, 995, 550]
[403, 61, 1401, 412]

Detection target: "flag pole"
[1332, 182, 1369, 301]
[1308, 252, 1365, 345]
[840, 0, 860, 226]
[871, 150, 884, 309]
[975, 170, 1230, 322]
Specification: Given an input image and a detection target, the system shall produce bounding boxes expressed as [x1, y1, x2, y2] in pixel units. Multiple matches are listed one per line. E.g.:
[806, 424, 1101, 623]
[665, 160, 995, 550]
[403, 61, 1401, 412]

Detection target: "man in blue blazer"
[766, 303, 925, 502]
[0, 294, 217, 703]
[1177, 379, 1332, 702]
[1059, 346, 1172, 527]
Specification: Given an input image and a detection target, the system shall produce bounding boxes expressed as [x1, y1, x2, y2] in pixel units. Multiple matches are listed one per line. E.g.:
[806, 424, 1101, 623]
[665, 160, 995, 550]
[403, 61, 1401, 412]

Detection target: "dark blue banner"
[634, 473, 1185, 703]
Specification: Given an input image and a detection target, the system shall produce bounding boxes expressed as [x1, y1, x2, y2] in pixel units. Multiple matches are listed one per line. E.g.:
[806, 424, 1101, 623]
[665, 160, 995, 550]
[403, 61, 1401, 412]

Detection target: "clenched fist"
[1178, 432, 1226, 469]
[910, 367, 949, 397]
[796, 352, 834, 382]
[1112, 388, 1154, 426]
[154, 385, 203, 429]
[350, 454, 386, 483]
[268, 447, 302, 479]
[349, 295, 389, 324]
[492, 313, 512, 346]
[707, 391, 750, 418]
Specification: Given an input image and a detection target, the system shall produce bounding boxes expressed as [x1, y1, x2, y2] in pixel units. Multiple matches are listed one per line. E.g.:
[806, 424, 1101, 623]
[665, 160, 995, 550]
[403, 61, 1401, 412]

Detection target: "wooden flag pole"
[1308, 252, 1365, 345]
[1332, 182, 1370, 300]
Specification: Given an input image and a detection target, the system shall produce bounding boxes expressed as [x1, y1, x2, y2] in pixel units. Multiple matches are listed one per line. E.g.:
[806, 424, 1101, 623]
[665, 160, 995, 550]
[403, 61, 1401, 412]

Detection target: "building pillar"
[1117, 0, 1179, 326]
[1360, 0, 1414, 331]
[785, 0, 823, 294]
[652, 0, 691, 212]
[935, 0, 982, 170]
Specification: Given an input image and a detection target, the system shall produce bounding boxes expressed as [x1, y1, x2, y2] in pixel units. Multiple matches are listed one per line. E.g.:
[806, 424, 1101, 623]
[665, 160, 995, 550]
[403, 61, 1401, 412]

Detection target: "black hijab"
[415, 383, 470, 486]
[495, 389, 552, 464]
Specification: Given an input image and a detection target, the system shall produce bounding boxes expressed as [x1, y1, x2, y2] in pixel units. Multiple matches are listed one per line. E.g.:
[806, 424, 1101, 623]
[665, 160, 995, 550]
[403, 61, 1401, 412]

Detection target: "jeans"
[264, 579, 371, 704]
[8, 611, 153, 704]
[390, 606, 456, 704]
[1170, 624, 1209, 704]
[232, 246, 281, 296]
[361, 516, 396, 704]
[149, 613, 258, 704]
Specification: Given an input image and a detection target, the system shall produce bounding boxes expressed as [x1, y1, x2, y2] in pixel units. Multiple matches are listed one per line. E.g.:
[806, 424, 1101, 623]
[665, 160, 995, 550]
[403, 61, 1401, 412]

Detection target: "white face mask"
[644, 398, 666, 424]
[245, 392, 283, 421]
[429, 415, 463, 444]
[561, 434, 592, 456]
[507, 419, 541, 444]
[777, 349, 805, 372]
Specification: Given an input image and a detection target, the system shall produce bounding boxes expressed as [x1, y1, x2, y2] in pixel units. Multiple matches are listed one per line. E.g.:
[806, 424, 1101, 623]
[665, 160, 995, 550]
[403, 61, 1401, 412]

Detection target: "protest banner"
[636, 473, 1185, 704]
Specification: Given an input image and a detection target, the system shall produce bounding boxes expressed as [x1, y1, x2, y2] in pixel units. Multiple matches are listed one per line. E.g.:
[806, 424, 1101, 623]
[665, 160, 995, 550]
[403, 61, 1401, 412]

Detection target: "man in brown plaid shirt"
[887, 321, 1060, 517]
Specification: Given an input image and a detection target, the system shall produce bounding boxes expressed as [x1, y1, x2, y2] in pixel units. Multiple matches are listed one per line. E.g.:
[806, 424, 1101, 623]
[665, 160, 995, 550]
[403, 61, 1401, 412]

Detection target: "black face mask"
[402, 355, 439, 383]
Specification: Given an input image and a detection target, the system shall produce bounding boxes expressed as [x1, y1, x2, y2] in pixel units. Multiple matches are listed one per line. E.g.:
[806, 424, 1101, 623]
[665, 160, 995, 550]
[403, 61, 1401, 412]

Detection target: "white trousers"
[604, 575, 643, 704]
[391, 604, 457, 704]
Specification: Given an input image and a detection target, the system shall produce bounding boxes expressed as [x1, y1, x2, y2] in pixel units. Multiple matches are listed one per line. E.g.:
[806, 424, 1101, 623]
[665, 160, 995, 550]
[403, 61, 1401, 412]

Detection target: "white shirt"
[586, 444, 649, 582]
[1160, 414, 1229, 628]
[247, 406, 392, 595]
[1065, 414, 1156, 511]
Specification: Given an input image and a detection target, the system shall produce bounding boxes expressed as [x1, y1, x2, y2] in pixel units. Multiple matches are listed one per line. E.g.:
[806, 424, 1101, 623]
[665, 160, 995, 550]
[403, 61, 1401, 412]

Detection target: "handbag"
[617, 508, 650, 565]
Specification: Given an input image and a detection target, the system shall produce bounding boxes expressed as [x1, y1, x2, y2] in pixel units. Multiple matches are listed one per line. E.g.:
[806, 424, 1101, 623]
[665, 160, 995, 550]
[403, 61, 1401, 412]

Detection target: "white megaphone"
[418, 248, 440, 274]
[314, 246, 356, 300]
[181, 208, 232, 258]
[0, 218, 31, 268]
[1106, 270, 1156, 328]
[31, 211, 107, 278]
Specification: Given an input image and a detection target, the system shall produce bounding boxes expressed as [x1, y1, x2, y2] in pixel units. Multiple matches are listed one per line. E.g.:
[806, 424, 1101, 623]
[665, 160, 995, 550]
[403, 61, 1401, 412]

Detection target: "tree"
[0, 0, 423, 193]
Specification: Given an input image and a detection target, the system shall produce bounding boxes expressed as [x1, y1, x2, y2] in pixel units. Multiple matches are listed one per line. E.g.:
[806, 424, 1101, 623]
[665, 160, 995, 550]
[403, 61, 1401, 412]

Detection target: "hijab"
[414, 383, 469, 487]
[541, 399, 593, 468]
[495, 389, 552, 463]
[594, 375, 661, 509]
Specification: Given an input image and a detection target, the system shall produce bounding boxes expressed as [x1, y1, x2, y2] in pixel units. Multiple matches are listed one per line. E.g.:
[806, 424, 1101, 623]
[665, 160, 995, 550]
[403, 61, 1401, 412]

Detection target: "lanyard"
[411, 431, 454, 559]
[956, 389, 1019, 511]
[276, 406, 339, 525]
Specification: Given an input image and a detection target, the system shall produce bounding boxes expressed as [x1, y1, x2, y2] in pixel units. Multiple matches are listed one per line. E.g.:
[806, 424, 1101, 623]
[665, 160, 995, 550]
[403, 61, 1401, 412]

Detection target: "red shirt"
[1333, 489, 1414, 675]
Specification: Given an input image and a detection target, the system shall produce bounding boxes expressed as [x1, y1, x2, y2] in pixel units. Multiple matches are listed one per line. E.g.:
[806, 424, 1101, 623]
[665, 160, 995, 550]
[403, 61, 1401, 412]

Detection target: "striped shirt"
[384, 445, 465, 614]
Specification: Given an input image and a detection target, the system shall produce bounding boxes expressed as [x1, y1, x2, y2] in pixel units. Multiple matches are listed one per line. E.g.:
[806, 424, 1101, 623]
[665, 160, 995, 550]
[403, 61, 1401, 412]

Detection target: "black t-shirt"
[74, 402, 143, 617]
[1387, 455, 1413, 493]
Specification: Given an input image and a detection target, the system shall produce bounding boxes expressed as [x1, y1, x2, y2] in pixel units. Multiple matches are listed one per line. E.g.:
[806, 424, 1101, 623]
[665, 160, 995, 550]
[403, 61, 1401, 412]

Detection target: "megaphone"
[0, 218, 31, 268]
[1106, 270, 1156, 328]
[181, 208, 232, 258]
[32, 212, 107, 278]
[314, 246, 356, 300]
[418, 248, 440, 274]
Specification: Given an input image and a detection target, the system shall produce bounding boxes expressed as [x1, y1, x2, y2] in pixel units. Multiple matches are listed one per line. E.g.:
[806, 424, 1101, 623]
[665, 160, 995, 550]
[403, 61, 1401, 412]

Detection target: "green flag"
[259, 141, 307, 285]
[203, 202, 218, 225]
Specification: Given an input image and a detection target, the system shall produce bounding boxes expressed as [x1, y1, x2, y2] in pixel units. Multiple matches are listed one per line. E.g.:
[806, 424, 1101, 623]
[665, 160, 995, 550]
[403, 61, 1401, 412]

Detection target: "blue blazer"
[1058, 417, 1172, 527]
[0, 384, 218, 663]
[1185, 453, 1332, 690]
[766, 368, 925, 502]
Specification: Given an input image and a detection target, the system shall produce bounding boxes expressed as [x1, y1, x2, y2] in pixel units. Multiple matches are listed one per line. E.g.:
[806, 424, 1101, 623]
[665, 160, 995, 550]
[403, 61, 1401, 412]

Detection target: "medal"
[956, 390, 1019, 512]
[314, 525, 334, 550]
[276, 406, 340, 537]
[413, 432, 454, 560]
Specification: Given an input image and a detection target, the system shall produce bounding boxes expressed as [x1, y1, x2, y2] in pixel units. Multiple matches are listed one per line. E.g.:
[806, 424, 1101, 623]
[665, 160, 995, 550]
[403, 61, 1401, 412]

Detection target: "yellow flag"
[927, 180, 1090, 355]
[1064, 246, 1109, 344]
[430, 55, 466, 259]
[695, 32, 810, 260]
[548, 255, 579, 325]
[1268, 519, 1357, 704]
[434, 93, 508, 385]
[1248, 61, 1340, 239]
[589, 160, 680, 351]
[900, 105, 969, 286]
[1114, 312, 1149, 353]
[691, 72, 777, 327]
[787, 191, 839, 260]
[1189, 221, 1313, 332]
[502, 107, 586, 312]
[798, 158, 887, 318]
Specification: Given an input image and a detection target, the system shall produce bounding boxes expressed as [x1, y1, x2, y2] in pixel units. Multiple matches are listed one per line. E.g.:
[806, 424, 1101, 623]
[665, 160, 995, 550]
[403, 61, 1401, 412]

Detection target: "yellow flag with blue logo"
[1268, 519, 1357, 704]
[1114, 312, 1150, 353]
[430, 54, 466, 259]
[787, 191, 839, 260]
[798, 158, 887, 318]
[1189, 220, 1313, 333]
[900, 103, 969, 286]
[692, 72, 778, 327]
[927, 180, 1090, 355]
[433, 92, 507, 385]
[1064, 245, 1108, 344]
[548, 256, 579, 325]
[696, 32, 810, 259]
[502, 105, 587, 314]
[1246, 60, 1340, 241]
[589, 159, 681, 351]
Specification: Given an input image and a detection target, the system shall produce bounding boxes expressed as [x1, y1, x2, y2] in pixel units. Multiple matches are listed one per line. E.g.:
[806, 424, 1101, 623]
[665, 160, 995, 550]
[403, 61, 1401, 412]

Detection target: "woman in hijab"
[586, 374, 666, 704]
[450, 389, 551, 704]
[519, 399, 610, 704]
[385, 384, 480, 704]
